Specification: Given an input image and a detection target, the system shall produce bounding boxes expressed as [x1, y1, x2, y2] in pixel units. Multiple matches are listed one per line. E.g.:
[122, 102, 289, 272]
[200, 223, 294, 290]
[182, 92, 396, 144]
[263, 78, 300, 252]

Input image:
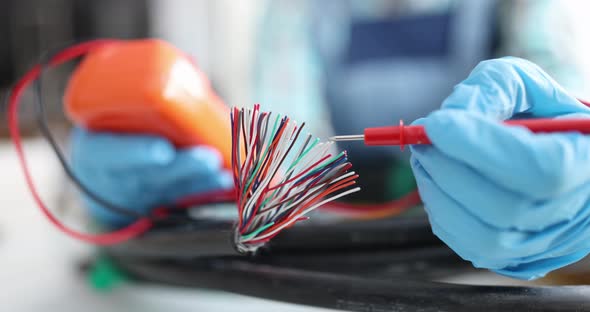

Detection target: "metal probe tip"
[329, 134, 365, 142]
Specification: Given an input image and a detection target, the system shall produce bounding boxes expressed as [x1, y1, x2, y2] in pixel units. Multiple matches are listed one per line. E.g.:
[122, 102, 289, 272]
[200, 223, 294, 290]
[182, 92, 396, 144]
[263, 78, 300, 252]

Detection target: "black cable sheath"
[104, 216, 590, 310]
[249, 246, 465, 277]
[105, 224, 240, 258]
[268, 216, 439, 251]
[103, 217, 439, 259]
[114, 257, 590, 312]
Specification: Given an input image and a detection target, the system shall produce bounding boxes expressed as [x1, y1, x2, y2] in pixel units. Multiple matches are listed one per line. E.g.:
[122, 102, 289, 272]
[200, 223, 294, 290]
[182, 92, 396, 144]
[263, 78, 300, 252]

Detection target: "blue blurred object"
[410, 57, 590, 280]
[70, 128, 233, 227]
[254, 0, 499, 162]
[312, 0, 498, 161]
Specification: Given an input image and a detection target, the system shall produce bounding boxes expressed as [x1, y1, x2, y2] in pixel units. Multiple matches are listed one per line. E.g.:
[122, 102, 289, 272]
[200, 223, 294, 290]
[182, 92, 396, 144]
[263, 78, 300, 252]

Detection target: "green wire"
[241, 222, 275, 240]
[287, 137, 319, 171]
[259, 196, 272, 209]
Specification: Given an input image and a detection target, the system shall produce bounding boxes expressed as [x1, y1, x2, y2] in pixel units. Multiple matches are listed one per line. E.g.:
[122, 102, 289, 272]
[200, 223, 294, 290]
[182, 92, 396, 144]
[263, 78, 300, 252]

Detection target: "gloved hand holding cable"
[410, 57, 590, 280]
[70, 129, 233, 227]
[63, 39, 235, 228]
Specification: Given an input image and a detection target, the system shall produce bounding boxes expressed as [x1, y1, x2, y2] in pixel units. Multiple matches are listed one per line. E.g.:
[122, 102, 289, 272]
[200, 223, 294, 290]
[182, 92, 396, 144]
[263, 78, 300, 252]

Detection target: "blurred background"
[2, 0, 590, 311]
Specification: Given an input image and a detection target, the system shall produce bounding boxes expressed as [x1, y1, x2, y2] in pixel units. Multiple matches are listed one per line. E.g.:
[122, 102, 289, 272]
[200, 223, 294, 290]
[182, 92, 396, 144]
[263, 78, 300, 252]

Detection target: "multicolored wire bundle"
[231, 105, 361, 252]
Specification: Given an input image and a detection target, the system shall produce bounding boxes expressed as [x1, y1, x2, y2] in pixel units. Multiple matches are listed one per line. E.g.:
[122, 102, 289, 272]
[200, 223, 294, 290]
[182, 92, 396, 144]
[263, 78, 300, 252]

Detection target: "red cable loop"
[8, 40, 153, 245]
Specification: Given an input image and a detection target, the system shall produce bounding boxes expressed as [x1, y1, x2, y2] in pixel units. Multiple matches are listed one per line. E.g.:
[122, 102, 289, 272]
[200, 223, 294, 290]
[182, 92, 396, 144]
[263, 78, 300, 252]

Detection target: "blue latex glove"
[70, 127, 233, 227]
[410, 57, 590, 280]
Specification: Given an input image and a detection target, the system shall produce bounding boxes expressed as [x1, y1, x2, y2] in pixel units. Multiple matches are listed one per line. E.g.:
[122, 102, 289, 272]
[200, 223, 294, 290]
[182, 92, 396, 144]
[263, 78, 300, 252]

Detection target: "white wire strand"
[244, 186, 362, 242]
[241, 120, 296, 223]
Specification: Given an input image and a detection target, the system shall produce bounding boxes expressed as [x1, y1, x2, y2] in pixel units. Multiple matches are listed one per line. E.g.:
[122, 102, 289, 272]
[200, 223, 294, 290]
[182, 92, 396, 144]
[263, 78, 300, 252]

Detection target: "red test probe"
[330, 118, 590, 149]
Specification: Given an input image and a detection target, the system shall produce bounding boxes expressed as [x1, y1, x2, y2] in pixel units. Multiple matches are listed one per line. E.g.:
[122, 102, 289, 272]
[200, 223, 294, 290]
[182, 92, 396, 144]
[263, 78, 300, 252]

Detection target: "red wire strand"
[8, 40, 153, 245]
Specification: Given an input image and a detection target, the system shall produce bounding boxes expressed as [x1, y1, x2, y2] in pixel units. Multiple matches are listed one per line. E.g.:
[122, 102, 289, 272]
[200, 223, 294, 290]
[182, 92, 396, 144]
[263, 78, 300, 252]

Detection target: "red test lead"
[330, 118, 590, 150]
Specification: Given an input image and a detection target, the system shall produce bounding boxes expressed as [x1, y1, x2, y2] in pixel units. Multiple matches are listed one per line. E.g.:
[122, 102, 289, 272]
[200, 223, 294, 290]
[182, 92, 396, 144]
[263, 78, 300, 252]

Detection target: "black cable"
[104, 217, 461, 276]
[113, 257, 590, 312]
[103, 216, 590, 310]
[105, 222, 239, 258]
[104, 216, 441, 259]
[268, 216, 439, 251]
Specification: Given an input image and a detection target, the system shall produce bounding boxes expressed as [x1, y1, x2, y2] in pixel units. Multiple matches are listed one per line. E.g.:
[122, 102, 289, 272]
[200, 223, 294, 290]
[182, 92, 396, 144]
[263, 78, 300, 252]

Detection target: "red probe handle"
[364, 118, 590, 149]
[364, 120, 430, 149]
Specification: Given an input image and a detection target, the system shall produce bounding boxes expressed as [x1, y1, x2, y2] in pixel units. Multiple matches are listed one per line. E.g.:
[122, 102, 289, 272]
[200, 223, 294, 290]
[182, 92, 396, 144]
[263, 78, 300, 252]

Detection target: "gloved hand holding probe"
[410, 57, 590, 280]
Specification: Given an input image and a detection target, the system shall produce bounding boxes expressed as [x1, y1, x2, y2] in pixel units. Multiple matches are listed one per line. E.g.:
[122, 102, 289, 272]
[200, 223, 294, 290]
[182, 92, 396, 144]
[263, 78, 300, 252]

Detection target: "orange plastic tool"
[64, 39, 232, 168]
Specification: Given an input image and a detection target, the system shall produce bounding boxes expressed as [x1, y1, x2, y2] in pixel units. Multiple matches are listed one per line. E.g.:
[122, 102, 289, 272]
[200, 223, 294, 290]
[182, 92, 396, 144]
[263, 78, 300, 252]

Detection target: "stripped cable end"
[231, 104, 360, 253]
